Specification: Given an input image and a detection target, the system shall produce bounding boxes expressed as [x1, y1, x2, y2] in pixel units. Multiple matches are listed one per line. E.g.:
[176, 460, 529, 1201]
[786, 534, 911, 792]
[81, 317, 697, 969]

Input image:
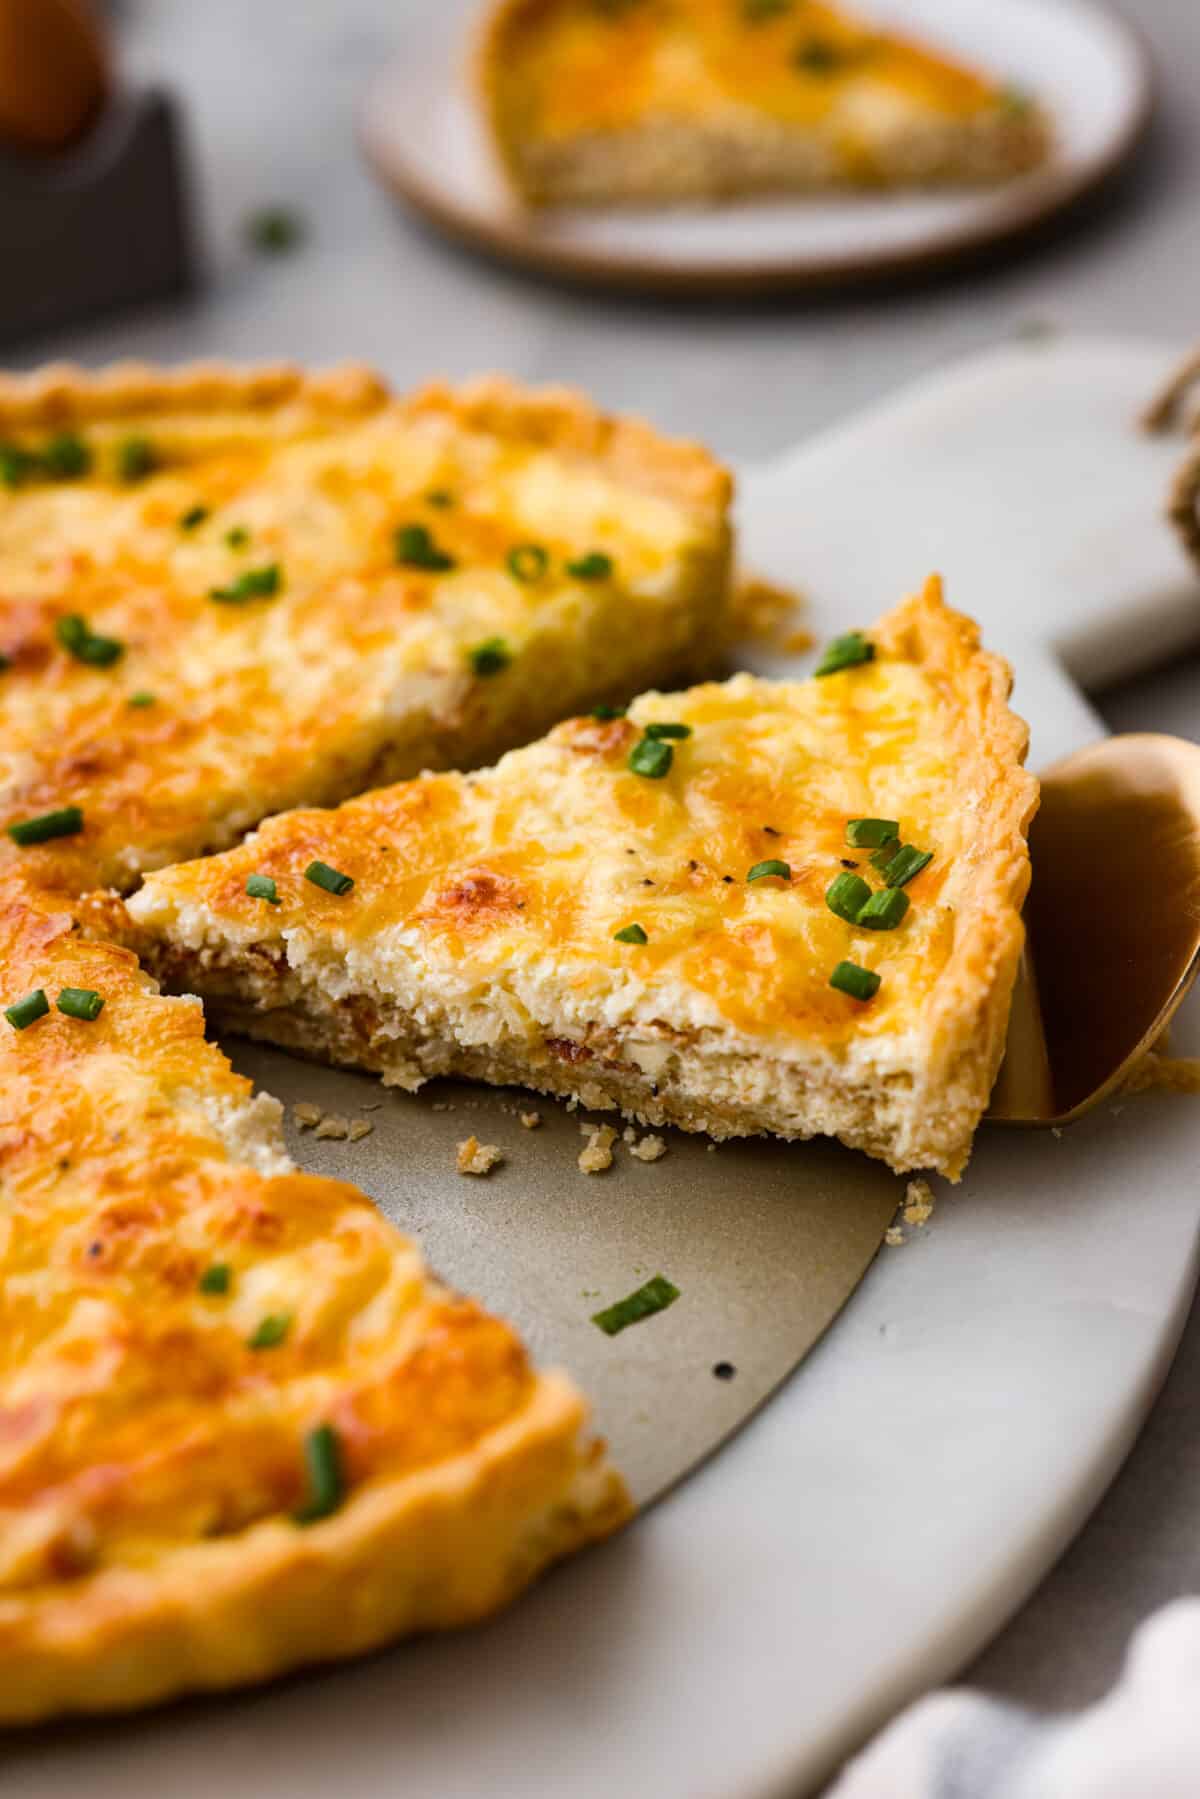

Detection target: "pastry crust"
[0, 879, 629, 1724]
[478, 0, 1051, 208]
[130, 576, 1039, 1179]
[0, 364, 732, 895]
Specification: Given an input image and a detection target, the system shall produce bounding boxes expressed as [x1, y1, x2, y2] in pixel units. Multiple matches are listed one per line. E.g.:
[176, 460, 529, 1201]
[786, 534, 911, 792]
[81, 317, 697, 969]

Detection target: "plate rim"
[358, 0, 1156, 297]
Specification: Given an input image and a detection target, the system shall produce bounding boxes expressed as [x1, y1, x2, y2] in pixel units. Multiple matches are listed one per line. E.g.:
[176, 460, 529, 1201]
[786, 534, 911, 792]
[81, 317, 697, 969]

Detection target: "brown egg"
[0, 0, 108, 153]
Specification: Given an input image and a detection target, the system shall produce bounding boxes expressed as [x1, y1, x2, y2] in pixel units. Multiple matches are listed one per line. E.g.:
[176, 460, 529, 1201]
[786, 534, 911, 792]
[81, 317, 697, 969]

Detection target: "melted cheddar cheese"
[0, 366, 730, 896]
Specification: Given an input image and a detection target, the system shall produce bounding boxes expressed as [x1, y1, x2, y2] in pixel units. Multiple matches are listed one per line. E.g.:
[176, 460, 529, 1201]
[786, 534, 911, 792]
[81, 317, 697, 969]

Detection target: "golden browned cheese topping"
[0, 881, 535, 1595]
[134, 581, 1031, 1058]
[500, 0, 1018, 141]
[0, 368, 729, 896]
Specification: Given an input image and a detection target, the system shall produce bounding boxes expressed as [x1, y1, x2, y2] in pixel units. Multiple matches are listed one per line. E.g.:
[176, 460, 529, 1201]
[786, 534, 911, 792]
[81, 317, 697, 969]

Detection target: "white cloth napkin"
[831, 1601, 1200, 1798]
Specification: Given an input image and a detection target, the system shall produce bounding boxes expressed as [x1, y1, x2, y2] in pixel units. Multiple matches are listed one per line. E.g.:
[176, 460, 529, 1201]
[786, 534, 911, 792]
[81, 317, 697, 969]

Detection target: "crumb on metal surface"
[456, 1136, 503, 1176]
[519, 1111, 542, 1129]
[294, 1101, 322, 1129]
[902, 1178, 934, 1228]
[348, 1118, 373, 1141]
[885, 1226, 905, 1247]
[630, 1133, 667, 1163]
[578, 1124, 617, 1174]
[314, 1113, 349, 1140]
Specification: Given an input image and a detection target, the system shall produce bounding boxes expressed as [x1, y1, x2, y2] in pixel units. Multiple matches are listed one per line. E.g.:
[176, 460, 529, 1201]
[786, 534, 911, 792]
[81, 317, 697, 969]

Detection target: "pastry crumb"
[294, 1101, 322, 1129]
[578, 1124, 617, 1174]
[630, 1133, 667, 1163]
[622, 1125, 637, 1144]
[1052, 1126, 1063, 1139]
[314, 1113, 349, 1140]
[885, 1226, 905, 1247]
[456, 1136, 504, 1176]
[902, 1178, 934, 1228]
[431, 1101, 453, 1112]
[348, 1118, 373, 1141]
[519, 1110, 542, 1129]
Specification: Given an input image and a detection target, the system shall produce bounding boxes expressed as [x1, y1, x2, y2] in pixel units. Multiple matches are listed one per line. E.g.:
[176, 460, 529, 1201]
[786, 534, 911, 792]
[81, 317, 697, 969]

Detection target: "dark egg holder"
[0, 87, 194, 347]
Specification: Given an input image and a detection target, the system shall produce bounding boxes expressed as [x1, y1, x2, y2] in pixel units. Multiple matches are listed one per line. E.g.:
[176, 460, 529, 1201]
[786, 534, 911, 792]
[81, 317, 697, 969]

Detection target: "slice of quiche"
[129, 578, 1038, 1180]
[479, 0, 1050, 207]
[0, 877, 629, 1723]
[0, 363, 730, 896]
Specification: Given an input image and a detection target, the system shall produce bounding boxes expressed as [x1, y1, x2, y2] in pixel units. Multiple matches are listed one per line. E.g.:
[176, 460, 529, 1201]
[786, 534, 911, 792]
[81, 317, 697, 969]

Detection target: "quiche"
[128, 578, 1039, 1180]
[479, 0, 1051, 208]
[0, 362, 731, 897]
[0, 874, 629, 1722]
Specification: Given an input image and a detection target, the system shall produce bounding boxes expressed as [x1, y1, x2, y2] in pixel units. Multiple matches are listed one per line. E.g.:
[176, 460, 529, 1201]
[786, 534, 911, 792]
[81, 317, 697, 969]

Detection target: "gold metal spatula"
[989, 733, 1200, 1126]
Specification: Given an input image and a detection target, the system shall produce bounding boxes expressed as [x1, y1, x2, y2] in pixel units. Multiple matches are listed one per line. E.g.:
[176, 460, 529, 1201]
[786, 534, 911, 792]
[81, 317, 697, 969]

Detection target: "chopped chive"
[468, 636, 511, 676]
[747, 859, 791, 883]
[179, 504, 209, 531]
[294, 1423, 344, 1524]
[856, 887, 910, 931]
[56, 987, 104, 1021]
[590, 703, 627, 719]
[628, 737, 673, 779]
[7, 806, 84, 845]
[210, 563, 280, 604]
[643, 722, 691, 741]
[565, 550, 613, 581]
[249, 1312, 291, 1350]
[793, 36, 847, 73]
[506, 543, 548, 584]
[825, 871, 871, 921]
[304, 860, 354, 896]
[198, 1263, 232, 1295]
[4, 989, 49, 1030]
[592, 1274, 680, 1337]
[127, 690, 156, 708]
[846, 818, 898, 849]
[394, 522, 455, 571]
[42, 432, 92, 479]
[0, 443, 35, 488]
[425, 488, 454, 509]
[246, 873, 280, 905]
[614, 922, 648, 944]
[870, 842, 900, 874]
[246, 206, 305, 254]
[830, 960, 881, 1002]
[56, 612, 124, 666]
[815, 632, 875, 677]
[883, 845, 933, 889]
[116, 435, 158, 483]
[225, 525, 250, 550]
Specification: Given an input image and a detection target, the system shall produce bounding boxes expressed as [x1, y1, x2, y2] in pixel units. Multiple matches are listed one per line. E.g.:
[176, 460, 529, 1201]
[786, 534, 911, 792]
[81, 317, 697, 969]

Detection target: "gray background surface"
[25, 0, 1200, 1754]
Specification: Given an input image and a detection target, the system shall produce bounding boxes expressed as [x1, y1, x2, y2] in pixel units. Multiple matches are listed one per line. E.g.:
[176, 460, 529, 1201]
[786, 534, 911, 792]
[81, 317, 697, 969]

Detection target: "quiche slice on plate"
[0, 877, 629, 1723]
[129, 578, 1038, 1181]
[478, 0, 1051, 208]
[0, 363, 730, 895]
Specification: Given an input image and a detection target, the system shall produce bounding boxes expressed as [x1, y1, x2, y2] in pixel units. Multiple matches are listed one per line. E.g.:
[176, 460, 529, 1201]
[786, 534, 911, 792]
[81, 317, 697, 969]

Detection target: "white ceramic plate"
[359, 0, 1153, 294]
[13, 338, 1200, 1798]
